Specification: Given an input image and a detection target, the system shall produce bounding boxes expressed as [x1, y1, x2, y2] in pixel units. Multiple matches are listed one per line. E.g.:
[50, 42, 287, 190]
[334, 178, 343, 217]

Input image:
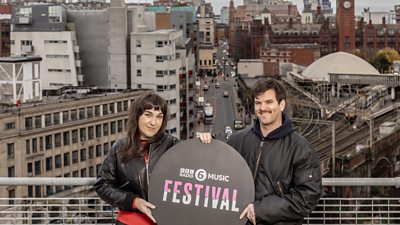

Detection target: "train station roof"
[302, 51, 380, 81]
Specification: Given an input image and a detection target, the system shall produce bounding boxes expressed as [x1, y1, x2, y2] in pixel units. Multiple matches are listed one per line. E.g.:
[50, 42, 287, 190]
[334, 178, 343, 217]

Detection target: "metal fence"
[0, 177, 399, 225]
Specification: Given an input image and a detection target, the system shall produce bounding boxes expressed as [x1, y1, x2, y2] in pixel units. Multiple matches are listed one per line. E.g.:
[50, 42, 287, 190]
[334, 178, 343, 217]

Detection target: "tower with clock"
[336, 0, 355, 52]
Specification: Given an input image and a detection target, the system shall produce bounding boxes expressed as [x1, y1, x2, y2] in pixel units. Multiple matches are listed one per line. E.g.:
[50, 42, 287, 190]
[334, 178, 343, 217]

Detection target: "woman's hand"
[135, 198, 156, 223]
[198, 132, 212, 144]
[240, 203, 256, 225]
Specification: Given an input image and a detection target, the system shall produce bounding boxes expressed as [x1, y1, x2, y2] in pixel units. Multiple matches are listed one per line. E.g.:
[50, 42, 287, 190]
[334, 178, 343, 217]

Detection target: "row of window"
[135, 69, 176, 77]
[24, 119, 126, 155]
[24, 100, 129, 130]
[25, 143, 112, 178]
[135, 40, 175, 48]
[25, 163, 102, 198]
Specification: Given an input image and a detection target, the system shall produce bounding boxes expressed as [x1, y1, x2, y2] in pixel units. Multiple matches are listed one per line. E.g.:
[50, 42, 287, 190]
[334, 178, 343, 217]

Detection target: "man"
[201, 78, 322, 225]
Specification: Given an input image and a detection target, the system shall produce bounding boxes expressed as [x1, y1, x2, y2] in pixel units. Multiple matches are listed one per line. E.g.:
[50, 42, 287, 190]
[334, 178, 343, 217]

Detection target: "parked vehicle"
[223, 91, 229, 98]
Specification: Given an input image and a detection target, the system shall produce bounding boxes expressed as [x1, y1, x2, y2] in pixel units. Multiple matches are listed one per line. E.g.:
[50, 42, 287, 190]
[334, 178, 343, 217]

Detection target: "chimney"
[316, 5, 321, 16]
[288, 17, 293, 29]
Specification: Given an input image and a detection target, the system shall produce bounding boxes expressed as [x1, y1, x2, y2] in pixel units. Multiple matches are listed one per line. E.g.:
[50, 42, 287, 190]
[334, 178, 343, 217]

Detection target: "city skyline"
[209, 0, 400, 15]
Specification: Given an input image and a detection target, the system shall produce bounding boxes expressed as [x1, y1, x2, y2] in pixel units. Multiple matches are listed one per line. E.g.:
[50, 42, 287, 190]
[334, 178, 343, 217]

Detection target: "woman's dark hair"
[118, 93, 168, 162]
[251, 78, 287, 103]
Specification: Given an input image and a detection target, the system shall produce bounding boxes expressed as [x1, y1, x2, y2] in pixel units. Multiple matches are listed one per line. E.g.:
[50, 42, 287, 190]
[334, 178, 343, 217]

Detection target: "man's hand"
[240, 203, 256, 225]
[198, 132, 212, 144]
[135, 198, 156, 223]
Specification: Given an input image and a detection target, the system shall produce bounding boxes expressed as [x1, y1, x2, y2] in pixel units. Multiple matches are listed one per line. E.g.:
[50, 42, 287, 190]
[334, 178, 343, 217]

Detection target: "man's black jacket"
[227, 113, 322, 225]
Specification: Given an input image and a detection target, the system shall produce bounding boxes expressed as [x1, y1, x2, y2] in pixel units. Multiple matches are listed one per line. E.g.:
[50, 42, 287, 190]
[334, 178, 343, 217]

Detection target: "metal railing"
[0, 177, 399, 225]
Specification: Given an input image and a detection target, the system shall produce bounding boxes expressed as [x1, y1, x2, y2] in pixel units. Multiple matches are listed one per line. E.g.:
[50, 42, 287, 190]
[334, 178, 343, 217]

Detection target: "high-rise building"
[11, 4, 83, 92]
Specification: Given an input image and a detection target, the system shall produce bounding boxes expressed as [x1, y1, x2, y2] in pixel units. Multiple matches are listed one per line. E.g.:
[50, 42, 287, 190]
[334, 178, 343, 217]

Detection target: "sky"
[208, 0, 400, 15]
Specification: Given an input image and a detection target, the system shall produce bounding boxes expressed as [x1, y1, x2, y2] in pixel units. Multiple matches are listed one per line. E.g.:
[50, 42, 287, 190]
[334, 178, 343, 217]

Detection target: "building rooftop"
[302, 51, 380, 81]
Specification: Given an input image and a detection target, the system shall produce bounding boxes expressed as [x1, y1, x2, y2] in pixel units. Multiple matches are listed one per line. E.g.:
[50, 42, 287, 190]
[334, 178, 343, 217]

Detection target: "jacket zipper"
[145, 145, 152, 186]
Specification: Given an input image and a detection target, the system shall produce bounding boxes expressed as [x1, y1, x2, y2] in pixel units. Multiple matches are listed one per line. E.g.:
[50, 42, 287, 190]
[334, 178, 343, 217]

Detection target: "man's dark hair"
[251, 78, 287, 103]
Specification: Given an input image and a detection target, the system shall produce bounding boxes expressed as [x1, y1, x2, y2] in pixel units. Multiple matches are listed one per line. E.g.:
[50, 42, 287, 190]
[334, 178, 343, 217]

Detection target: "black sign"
[148, 139, 254, 225]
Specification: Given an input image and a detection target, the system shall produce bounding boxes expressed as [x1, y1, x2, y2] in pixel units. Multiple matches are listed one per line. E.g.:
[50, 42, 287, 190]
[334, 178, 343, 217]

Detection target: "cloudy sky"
[208, 0, 399, 15]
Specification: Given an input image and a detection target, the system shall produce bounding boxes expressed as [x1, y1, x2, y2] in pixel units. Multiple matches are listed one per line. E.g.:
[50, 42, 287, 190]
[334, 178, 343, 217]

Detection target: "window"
[55, 155, 61, 168]
[79, 108, 85, 120]
[137, 55, 142, 62]
[89, 146, 94, 159]
[123, 101, 128, 111]
[55, 133, 61, 147]
[136, 40, 141, 47]
[110, 121, 116, 134]
[156, 41, 163, 47]
[103, 123, 109, 136]
[27, 163, 33, 177]
[95, 105, 100, 117]
[80, 127, 86, 141]
[46, 186, 53, 196]
[64, 152, 70, 166]
[157, 85, 164, 92]
[96, 125, 101, 138]
[137, 69, 142, 77]
[117, 120, 123, 133]
[72, 150, 78, 164]
[87, 107, 93, 118]
[45, 114, 51, 127]
[104, 143, 109, 155]
[71, 109, 77, 121]
[63, 131, 70, 145]
[16, 7, 32, 17]
[102, 104, 108, 115]
[45, 135, 52, 150]
[109, 103, 115, 114]
[46, 157, 53, 171]
[73, 170, 78, 177]
[62, 111, 69, 123]
[35, 160, 41, 175]
[96, 145, 102, 157]
[72, 129, 78, 143]
[32, 138, 37, 153]
[7, 143, 14, 159]
[33, 116, 42, 128]
[88, 126, 94, 140]
[8, 189, 15, 205]
[26, 140, 30, 155]
[80, 148, 86, 161]
[117, 102, 122, 112]
[81, 168, 87, 177]
[8, 166, 15, 177]
[48, 6, 62, 23]
[35, 138, 42, 153]
[5, 122, 15, 129]
[25, 117, 33, 130]
[53, 112, 60, 125]
[89, 166, 94, 177]
[35, 186, 41, 197]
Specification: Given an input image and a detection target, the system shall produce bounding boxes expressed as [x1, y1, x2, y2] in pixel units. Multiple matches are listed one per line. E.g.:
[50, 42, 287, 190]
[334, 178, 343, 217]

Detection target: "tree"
[370, 48, 400, 73]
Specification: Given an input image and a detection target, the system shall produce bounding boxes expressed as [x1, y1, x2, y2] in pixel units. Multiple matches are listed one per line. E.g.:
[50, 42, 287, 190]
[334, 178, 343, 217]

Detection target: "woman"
[94, 93, 178, 225]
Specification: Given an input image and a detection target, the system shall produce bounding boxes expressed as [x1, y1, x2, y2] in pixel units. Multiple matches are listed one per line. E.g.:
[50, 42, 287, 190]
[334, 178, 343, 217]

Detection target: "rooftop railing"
[0, 177, 399, 225]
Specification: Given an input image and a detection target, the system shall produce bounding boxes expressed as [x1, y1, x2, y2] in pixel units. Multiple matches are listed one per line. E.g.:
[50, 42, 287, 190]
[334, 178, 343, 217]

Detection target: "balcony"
[0, 177, 399, 224]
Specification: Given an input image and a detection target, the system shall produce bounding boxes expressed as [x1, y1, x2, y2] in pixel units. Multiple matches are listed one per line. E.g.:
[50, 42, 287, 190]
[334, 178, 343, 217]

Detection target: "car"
[230, 71, 236, 77]
[215, 82, 221, 88]
[225, 126, 233, 139]
[203, 85, 208, 91]
[234, 120, 244, 130]
[223, 91, 229, 98]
